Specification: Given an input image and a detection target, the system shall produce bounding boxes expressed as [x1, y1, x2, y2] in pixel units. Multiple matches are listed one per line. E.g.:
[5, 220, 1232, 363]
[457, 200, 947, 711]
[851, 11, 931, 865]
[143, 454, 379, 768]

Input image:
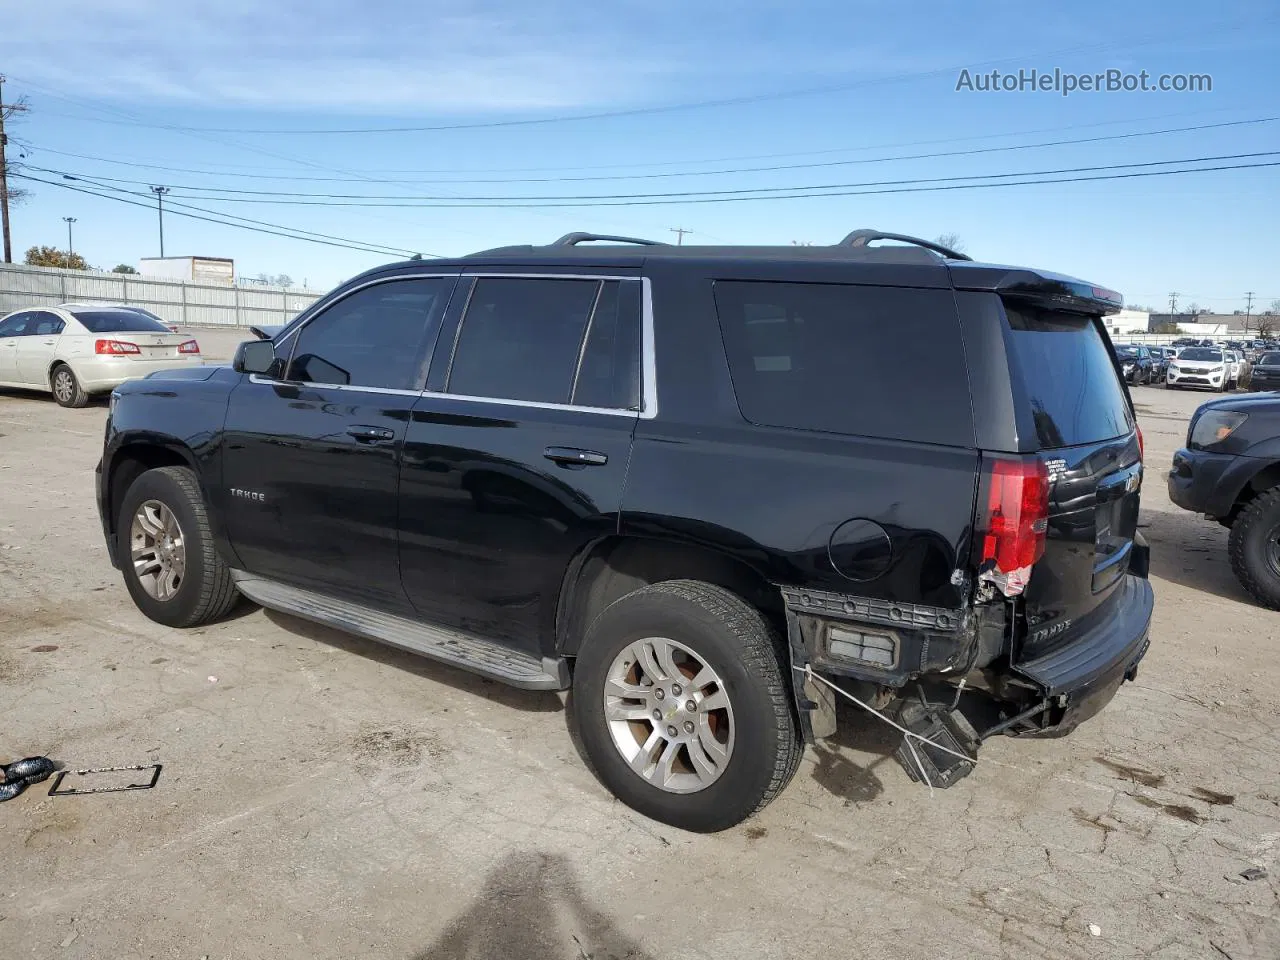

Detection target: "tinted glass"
[32, 312, 65, 336]
[1260, 352, 1280, 365]
[0, 312, 31, 337]
[448, 278, 598, 403]
[1179, 348, 1223, 362]
[70, 309, 172, 334]
[1115, 346, 1139, 356]
[287, 278, 452, 390]
[1003, 305, 1133, 449]
[714, 281, 973, 445]
[571, 280, 642, 409]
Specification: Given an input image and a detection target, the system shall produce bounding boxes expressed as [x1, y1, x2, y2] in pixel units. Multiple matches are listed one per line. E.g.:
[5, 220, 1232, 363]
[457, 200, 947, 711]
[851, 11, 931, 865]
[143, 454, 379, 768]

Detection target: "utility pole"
[1169, 292, 1179, 318]
[151, 186, 170, 257]
[0, 75, 30, 264]
[63, 216, 76, 258]
[669, 227, 690, 246]
[1244, 291, 1255, 335]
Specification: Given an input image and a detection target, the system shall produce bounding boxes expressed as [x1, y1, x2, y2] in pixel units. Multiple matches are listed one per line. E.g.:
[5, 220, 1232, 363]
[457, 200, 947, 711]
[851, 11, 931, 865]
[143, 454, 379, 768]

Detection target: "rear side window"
[70, 309, 171, 334]
[1003, 305, 1133, 449]
[713, 281, 974, 445]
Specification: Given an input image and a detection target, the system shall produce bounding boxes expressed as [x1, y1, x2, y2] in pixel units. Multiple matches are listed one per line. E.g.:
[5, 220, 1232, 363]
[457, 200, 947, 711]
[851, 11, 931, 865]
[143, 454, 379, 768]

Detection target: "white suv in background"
[1167, 346, 1230, 392]
[0, 303, 204, 408]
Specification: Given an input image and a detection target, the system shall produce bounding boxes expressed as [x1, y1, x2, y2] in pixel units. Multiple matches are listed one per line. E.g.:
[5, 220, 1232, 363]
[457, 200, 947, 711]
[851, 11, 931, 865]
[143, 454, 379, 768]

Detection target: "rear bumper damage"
[781, 568, 1154, 787]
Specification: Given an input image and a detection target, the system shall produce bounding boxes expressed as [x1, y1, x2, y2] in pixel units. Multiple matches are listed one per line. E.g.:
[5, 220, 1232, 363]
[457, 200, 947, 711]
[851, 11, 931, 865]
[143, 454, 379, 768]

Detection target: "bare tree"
[934, 232, 965, 254]
[1257, 316, 1277, 339]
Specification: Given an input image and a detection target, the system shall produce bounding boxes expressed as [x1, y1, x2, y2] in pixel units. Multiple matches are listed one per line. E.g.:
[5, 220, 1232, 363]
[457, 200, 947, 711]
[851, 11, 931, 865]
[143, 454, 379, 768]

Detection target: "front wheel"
[1228, 487, 1280, 610]
[570, 580, 802, 832]
[117, 466, 239, 627]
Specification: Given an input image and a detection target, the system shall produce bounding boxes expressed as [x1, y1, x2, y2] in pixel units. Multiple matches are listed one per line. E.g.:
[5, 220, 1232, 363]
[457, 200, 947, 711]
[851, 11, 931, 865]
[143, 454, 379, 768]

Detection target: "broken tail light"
[977, 456, 1050, 597]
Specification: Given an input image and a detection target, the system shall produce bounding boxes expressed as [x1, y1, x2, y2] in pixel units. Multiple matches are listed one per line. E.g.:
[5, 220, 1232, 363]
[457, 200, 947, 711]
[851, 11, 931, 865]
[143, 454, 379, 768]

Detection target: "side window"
[447, 278, 600, 404]
[0, 312, 31, 337]
[571, 281, 642, 409]
[713, 281, 974, 446]
[33, 312, 65, 336]
[286, 278, 453, 390]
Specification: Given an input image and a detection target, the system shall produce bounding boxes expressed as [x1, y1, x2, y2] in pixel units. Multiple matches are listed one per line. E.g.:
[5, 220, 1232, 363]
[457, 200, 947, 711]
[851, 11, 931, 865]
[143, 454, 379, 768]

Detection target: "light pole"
[150, 186, 170, 257]
[63, 216, 76, 258]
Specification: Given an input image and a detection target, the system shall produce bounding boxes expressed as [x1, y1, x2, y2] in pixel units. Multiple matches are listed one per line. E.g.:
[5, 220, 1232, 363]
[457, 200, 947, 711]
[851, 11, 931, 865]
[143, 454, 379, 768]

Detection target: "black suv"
[97, 230, 1154, 831]
[1168, 393, 1280, 608]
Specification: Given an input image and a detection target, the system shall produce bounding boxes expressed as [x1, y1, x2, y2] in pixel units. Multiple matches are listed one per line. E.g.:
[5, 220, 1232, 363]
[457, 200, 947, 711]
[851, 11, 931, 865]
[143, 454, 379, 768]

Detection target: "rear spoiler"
[950, 264, 1123, 316]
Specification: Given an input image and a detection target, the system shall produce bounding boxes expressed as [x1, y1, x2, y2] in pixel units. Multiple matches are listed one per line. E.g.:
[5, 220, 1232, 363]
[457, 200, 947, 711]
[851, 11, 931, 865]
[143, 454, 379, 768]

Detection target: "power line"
[12, 173, 427, 256]
[24, 154, 1279, 211]
[26, 116, 1278, 190]
[31, 150, 1280, 205]
[15, 106, 1248, 180]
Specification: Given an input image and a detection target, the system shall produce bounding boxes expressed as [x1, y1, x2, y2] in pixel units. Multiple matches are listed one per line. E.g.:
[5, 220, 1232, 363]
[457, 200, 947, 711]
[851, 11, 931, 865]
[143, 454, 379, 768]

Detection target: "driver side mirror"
[234, 339, 283, 378]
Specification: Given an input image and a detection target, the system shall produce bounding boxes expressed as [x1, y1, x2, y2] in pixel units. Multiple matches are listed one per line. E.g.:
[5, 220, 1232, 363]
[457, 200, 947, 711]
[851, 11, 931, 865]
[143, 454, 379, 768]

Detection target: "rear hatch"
[1000, 302, 1142, 662]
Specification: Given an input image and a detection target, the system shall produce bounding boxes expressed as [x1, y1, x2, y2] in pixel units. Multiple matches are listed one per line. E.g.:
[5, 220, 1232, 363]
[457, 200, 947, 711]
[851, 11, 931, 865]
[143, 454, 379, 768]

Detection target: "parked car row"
[0, 303, 203, 407]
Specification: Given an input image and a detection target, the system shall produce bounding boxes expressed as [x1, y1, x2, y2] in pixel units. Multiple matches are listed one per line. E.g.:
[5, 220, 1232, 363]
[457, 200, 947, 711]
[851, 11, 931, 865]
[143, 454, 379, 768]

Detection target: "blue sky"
[2, 0, 1279, 311]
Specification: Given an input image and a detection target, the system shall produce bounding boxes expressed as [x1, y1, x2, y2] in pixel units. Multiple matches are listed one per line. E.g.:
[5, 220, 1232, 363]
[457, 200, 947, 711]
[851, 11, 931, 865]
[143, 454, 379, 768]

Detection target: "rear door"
[1000, 303, 1142, 660]
[398, 273, 641, 656]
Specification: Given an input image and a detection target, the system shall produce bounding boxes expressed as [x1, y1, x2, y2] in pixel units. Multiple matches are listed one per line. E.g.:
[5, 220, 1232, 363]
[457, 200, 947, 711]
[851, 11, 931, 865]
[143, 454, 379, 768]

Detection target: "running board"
[230, 571, 570, 691]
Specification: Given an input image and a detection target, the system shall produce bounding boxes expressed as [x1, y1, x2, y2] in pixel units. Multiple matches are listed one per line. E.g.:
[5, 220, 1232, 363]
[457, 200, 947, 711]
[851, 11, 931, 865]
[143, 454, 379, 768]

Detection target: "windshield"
[1259, 352, 1280, 365]
[1115, 346, 1140, 357]
[70, 308, 172, 334]
[1179, 348, 1223, 362]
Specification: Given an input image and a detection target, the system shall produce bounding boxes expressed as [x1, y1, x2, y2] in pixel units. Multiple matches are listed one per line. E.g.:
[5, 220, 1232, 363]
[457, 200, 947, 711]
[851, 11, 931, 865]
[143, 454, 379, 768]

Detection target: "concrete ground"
[1, 367, 1277, 960]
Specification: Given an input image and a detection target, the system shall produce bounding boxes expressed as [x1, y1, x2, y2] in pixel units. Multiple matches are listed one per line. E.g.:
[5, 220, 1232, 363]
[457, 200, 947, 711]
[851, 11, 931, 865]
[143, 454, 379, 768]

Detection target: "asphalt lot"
[1, 347, 1277, 960]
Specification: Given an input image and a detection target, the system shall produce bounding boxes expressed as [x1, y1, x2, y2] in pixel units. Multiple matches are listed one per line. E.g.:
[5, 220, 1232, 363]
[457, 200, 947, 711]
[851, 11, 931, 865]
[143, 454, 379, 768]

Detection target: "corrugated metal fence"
[0, 263, 324, 327]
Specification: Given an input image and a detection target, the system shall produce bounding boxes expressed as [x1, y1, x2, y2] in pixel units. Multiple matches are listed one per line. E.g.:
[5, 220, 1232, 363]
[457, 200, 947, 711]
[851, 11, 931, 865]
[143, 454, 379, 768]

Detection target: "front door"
[0, 312, 31, 381]
[15, 311, 65, 386]
[399, 274, 644, 656]
[221, 275, 456, 612]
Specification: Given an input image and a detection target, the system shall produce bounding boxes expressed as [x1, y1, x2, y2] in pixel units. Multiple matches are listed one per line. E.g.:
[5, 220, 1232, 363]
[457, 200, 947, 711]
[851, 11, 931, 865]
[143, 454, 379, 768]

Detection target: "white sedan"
[0, 303, 204, 407]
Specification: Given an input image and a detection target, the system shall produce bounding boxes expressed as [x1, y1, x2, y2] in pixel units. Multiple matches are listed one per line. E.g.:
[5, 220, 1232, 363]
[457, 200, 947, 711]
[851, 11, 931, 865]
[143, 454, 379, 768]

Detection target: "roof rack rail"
[551, 232, 667, 247]
[837, 229, 972, 262]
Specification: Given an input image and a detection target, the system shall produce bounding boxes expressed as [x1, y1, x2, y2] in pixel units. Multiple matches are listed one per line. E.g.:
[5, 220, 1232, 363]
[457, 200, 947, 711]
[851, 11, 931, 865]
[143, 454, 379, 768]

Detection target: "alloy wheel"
[130, 500, 186, 601]
[603, 636, 735, 794]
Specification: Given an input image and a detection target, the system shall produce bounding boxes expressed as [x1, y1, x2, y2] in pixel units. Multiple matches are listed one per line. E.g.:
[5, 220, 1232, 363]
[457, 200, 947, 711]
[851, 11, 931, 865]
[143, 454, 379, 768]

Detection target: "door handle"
[347, 425, 396, 443]
[544, 446, 608, 466]
[42, 340, 56, 345]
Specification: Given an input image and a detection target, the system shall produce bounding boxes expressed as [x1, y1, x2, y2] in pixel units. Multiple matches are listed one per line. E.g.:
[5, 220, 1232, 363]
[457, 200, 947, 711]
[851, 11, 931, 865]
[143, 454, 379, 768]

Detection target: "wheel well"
[1227, 462, 1280, 524]
[555, 537, 783, 656]
[47, 359, 70, 386]
[107, 446, 193, 542]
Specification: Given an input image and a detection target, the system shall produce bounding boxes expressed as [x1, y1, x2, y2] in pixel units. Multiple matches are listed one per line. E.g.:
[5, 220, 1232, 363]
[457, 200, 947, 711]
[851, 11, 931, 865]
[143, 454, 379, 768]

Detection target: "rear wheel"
[570, 580, 802, 832]
[50, 364, 88, 408]
[117, 466, 239, 627]
[1228, 487, 1280, 610]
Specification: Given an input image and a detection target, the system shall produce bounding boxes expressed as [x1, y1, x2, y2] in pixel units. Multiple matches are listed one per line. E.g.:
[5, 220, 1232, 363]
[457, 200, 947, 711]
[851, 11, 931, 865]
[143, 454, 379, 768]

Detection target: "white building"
[1103, 310, 1150, 336]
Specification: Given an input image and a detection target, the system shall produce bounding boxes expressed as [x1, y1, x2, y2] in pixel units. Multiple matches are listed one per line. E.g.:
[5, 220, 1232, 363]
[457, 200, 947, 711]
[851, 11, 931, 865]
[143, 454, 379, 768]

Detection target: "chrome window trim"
[251, 270, 658, 420]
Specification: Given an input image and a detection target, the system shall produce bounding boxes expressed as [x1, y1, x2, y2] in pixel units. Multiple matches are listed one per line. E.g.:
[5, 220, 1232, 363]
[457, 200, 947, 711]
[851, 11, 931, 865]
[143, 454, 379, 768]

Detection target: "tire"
[1228, 486, 1280, 610]
[50, 364, 88, 408]
[117, 466, 239, 627]
[570, 580, 803, 832]
[1165, 381, 1176, 390]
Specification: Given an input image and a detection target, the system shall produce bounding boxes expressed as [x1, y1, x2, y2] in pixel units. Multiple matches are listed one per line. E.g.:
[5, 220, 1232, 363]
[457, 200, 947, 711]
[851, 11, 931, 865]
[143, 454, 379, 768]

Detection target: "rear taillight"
[179, 339, 200, 354]
[95, 339, 140, 355]
[978, 456, 1050, 596]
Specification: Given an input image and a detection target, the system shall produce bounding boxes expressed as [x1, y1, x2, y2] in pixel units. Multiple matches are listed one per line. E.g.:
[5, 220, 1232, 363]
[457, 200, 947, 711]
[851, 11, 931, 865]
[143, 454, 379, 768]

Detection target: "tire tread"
[1228, 485, 1280, 610]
